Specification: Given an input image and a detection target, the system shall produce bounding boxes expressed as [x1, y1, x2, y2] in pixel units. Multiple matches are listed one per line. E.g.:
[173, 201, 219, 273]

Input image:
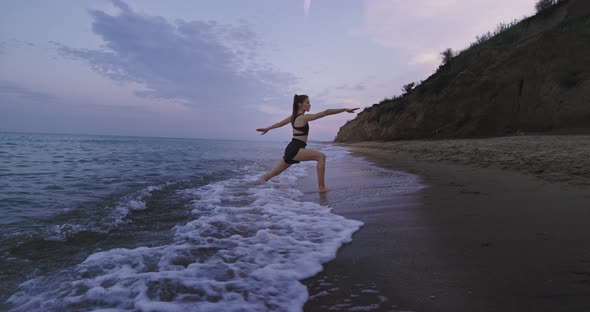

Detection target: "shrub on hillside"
[535, 0, 564, 12]
[440, 48, 454, 65]
[402, 82, 415, 94]
[467, 18, 523, 50]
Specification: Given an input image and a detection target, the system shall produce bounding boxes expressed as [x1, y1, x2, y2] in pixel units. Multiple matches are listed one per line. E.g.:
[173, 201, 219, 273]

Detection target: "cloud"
[53, 0, 296, 108]
[0, 80, 209, 138]
[0, 80, 153, 115]
[363, 0, 533, 52]
[0, 81, 59, 105]
[335, 83, 366, 91]
[410, 51, 440, 66]
[0, 38, 36, 54]
[255, 103, 291, 116]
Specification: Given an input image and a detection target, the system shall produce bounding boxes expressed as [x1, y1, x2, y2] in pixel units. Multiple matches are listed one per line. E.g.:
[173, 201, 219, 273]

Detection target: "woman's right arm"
[256, 116, 291, 135]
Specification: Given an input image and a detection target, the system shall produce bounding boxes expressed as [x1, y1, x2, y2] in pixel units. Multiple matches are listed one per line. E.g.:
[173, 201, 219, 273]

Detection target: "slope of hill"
[335, 0, 590, 142]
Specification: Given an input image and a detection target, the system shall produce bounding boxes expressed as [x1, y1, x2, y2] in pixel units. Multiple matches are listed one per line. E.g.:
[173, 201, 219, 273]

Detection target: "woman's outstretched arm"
[304, 107, 359, 122]
[256, 116, 291, 135]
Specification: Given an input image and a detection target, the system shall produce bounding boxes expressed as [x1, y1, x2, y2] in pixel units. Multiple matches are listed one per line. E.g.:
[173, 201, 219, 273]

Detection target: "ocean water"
[0, 132, 365, 311]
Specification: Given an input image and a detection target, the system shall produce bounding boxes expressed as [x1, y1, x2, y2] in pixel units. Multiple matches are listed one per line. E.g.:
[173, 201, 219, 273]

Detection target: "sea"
[0, 132, 369, 311]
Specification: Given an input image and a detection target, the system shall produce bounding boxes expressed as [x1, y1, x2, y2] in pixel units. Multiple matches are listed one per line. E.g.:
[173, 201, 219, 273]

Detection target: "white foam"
[8, 147, 364, 311]
[44, 223, 100, 241]
[110, 184, 165, 225]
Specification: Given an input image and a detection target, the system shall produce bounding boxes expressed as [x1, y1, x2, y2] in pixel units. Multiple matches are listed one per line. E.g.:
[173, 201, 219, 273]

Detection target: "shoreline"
[299, 137, 590, 311]
[298, 155, 427, 311]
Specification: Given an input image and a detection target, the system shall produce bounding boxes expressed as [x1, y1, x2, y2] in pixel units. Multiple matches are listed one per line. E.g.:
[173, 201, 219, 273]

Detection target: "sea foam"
[8, 145, 363, 311]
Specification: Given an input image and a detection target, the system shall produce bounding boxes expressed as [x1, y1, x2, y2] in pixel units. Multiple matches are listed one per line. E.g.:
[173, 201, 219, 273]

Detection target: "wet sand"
[299, 136, 590, 312]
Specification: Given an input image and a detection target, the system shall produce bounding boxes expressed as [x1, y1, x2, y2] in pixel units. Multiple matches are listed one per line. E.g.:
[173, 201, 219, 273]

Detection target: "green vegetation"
[338, 0, 589, 142]
[366, 0, 572, 118]
[467, 19, 524, 49]
[440, 48, 454, 66]
[535, 0, 565, 13]
[367, 98, 408, 125]
[401, 82, 415, 94]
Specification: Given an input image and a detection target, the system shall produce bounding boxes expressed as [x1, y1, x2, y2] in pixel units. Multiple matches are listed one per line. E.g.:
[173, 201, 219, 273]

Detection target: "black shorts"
[283, 139, 307, 164]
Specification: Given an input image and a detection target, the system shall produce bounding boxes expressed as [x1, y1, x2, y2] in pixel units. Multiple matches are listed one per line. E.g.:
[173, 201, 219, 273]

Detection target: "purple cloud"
[53, 0, 296, 107]
[335, 83, 366, 91]
[0, 81, 58, 105]
[0, 38, 36, 54]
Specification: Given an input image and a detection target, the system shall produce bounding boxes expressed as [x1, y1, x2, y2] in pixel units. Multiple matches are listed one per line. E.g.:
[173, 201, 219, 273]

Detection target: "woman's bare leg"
[260, 159, 291, 181]
[293, 148, 328, 192]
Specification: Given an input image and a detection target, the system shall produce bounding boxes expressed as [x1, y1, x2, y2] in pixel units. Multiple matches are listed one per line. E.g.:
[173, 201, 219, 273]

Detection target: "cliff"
[335, 0, 590, 142]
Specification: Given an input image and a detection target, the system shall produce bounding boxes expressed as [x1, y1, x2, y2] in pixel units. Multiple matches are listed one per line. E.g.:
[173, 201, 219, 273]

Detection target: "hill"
[335, 0, 590, 142]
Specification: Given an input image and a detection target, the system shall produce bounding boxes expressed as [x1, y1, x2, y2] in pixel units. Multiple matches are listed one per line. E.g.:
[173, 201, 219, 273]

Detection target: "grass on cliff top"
[361, 0, 572, 117]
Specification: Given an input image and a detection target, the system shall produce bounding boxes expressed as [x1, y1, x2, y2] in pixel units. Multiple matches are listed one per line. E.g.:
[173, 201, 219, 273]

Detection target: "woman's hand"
[346, 108, 360, 113]
[256, 128, 269, 135]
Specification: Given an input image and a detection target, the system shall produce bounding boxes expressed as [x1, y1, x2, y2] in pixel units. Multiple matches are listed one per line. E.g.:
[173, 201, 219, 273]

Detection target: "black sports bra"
[292, 114, 309, 136]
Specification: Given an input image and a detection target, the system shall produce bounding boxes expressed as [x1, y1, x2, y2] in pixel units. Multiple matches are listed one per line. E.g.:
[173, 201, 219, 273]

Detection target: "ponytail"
[291, 94, 308, 124]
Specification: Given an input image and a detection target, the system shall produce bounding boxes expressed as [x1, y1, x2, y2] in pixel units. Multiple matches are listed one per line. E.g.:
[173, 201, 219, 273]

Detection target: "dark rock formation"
[335, 0, 590, 142]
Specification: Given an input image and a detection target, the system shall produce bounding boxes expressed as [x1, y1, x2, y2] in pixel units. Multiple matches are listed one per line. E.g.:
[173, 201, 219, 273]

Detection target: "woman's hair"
[291, 94, 308, 124]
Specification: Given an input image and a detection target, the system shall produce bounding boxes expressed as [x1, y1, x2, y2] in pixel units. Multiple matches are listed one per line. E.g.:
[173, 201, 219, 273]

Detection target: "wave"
[7, 146, 364, 311]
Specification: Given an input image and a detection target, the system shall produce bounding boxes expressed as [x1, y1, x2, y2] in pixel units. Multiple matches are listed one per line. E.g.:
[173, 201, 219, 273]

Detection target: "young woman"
[256, 94, 359, 193]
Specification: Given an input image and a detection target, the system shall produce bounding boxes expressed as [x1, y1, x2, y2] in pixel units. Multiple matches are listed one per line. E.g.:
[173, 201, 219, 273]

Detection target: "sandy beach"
[299, 135, 590, 312]
[348, 135, 590, 187]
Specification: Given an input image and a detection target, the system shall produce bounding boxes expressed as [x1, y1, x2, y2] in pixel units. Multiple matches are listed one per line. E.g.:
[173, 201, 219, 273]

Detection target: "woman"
[256, 94, 359, 193]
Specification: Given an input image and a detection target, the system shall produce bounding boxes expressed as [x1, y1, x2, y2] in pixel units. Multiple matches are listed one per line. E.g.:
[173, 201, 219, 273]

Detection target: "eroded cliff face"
[335, 0, 590, 142]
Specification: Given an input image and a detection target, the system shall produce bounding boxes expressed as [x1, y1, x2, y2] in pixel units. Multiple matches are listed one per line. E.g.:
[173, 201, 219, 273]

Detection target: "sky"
[0, 0, 537, 141]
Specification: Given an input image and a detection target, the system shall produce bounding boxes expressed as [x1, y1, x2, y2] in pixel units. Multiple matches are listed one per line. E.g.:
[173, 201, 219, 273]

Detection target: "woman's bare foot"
[318, 186, 329, 193]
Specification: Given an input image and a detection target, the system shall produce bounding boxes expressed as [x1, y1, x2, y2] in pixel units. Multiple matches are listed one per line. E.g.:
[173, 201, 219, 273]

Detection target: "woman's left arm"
[305, 108, 359, 122]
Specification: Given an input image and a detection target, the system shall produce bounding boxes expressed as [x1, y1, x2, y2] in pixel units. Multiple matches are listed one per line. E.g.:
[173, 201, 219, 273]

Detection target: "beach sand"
[348, 135, 590, 187]
[299, 135, 590, 312]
